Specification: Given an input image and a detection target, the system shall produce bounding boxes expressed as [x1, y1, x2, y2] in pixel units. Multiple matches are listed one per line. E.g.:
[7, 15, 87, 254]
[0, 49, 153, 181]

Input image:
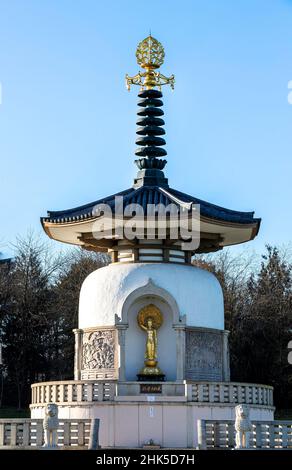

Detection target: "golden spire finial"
[126, 35, 175, 91]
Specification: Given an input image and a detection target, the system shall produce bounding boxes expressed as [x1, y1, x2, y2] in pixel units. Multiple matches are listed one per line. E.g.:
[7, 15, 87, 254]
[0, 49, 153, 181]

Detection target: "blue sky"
[0, 0, 292, 256]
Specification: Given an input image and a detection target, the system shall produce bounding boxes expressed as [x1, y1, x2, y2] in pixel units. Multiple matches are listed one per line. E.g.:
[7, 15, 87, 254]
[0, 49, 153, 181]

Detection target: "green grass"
[0, 407, 30, 418]
[275, 409, 292, 420]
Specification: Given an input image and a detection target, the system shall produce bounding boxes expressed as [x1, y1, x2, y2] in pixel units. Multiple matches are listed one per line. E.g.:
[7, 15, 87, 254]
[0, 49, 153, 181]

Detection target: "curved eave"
[41, 185, 260, 252]
[41, 214, 260, 252]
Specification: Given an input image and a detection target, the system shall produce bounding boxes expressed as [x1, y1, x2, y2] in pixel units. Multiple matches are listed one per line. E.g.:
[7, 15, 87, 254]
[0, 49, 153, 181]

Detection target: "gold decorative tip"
[126, 35, 175, 91]
[136, 35, 165, 70]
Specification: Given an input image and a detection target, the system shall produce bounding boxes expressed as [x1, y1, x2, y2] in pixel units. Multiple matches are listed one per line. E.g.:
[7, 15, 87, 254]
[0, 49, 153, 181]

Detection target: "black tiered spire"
[136, 89, 166, 159]
[134, 89, 168, 187]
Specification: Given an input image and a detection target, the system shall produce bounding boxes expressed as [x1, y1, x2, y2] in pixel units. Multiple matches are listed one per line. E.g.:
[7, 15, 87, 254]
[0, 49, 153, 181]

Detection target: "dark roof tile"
[41, 185, 260, 226]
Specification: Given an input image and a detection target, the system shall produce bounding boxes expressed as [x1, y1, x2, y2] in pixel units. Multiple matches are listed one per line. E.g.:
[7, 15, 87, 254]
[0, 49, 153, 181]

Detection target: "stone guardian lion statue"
[43, 403, 59, 448]
[235, 404, 252, 449]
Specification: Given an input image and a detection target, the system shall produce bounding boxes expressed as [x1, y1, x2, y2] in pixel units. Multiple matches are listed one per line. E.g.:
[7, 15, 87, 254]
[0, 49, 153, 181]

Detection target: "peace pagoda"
[30, 36, 274, 448]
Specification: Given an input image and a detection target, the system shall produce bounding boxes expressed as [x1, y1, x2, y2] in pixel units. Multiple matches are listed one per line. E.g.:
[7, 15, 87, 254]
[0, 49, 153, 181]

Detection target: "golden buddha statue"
[140, 317, 157, 364]
[137, 304, 164, 378]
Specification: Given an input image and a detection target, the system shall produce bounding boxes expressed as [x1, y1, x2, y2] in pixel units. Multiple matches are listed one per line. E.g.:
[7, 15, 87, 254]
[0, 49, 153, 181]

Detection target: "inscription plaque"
[140, 384, 162, 394]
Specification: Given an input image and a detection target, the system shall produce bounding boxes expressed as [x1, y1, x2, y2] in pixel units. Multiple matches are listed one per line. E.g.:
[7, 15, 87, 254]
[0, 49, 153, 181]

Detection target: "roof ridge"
[159, 187, 193, 210]
[169, 187, 256, 217]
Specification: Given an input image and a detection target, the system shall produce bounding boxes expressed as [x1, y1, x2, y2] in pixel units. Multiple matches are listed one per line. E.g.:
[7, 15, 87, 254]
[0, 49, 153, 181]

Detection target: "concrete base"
[31, 400, 274, 448]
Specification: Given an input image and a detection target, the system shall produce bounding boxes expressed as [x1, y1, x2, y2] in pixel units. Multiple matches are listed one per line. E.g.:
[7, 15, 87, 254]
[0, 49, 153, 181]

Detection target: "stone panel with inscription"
[185, 329, 223, 380]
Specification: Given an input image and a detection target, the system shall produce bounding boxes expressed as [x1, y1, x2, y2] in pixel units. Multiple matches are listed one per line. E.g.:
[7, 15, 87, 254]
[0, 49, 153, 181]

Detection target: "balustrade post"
[219, 384, 225, 403]
[10, 423, 17, 446]
[282, 425, 288, 448]
[209, 384, 214, 403]
[63, 421, 70, 446]
[88, 419, 100, 450]
[214, 422, 221, 448]
[46, 385, 50, 403]
[77, 384, 83, 402]
[108, 382, 116, 401]
[237, 385, 243, 403]
[23, 422, 30, 446]
[197, 420, 206, 450]
[228, 384, 234, 403]
[269, 423, 275, 448]
[198, 384, 204, 402]
[78, 422, 85, 446]
[87, 383, 93, 402]
[227, 423, 234, 448]
[256, 423, 262, 448]
[98, 383, 104, 401]
[258, 387, 263, 405]
[59, 384, 65, 403]
[52, 385, 57, 403]
[0, 423, 4, 446]
[68, 384, 73, 402]
[36, 421, 43, 447]
[186, 384, 192, 401]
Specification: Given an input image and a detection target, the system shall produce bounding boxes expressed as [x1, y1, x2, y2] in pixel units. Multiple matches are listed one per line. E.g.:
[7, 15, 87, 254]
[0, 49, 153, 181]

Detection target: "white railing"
[197, 420, 292, 449]
[31, 380, 116, 405]
[187, 382, 273, 406]
[31, 380, 273, 407]
[0, 418, 95, 448]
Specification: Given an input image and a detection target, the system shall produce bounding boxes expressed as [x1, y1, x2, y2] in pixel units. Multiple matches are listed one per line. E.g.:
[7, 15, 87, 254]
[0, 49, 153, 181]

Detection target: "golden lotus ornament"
[136, 35, 165, 69]
[126, 34, 175, 91]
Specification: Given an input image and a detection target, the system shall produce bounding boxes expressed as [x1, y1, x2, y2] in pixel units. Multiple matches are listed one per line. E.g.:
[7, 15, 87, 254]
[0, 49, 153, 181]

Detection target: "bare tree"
[193, 246, 292, 408]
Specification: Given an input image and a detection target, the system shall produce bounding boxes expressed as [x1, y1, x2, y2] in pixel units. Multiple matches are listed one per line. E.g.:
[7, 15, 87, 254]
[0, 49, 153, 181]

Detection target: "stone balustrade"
[187, 382, 273, 406]
[31, 380, 116, 405]
[31, 380, 273, 407]
[197, 419, 292, 449]
[0, 418, 95, 448]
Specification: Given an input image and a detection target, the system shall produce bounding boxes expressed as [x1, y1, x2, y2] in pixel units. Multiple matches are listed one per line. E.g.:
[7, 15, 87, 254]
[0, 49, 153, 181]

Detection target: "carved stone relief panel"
[185, 329, 223, 381]
[82, 329, 115, 371]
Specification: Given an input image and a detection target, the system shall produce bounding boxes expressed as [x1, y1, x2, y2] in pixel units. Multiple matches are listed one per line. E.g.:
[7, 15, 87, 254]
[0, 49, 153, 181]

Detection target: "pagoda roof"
[42, 185, 259, 226]
[41, 184, 260, 253]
